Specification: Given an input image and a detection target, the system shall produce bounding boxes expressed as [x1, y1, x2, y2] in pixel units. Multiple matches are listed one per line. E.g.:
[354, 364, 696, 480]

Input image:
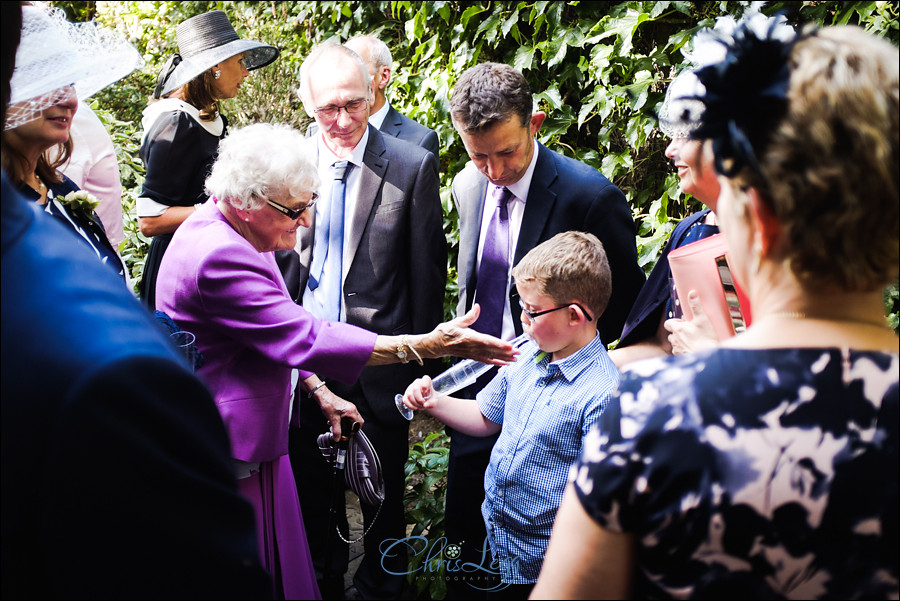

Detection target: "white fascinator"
[6, 4, 143, 130]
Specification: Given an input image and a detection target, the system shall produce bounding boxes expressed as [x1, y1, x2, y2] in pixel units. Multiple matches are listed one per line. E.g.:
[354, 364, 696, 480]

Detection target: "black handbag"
[317, 428, 385, 507]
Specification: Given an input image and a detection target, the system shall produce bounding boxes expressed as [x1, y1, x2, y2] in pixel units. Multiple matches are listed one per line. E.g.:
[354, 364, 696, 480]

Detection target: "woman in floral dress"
[533, 14, 899, 600]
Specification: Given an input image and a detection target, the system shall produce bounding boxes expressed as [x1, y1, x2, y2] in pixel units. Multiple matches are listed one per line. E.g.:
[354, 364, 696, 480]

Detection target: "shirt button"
[496, 489, 504, 498]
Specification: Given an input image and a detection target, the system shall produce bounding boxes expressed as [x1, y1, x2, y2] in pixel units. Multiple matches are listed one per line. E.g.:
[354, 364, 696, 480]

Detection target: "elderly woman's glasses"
[518, 298, 593, 322]
[313, 98, 369, 120]
[265, 194, 318, 220]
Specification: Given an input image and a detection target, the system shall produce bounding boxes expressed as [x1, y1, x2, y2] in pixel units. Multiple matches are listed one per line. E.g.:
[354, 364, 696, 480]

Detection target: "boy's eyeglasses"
[265, 193, 318, 220]
[313, 98, 369, 120]
[518, 298, 593, 322]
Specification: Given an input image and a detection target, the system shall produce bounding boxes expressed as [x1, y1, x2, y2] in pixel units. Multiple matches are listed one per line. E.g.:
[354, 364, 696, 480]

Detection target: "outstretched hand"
[664, 290, 719, 355]
[423, 304, 520, 365]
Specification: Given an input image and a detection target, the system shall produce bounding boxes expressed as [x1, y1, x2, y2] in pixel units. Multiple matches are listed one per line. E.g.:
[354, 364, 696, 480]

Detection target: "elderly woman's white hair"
[204, 123, 319, 210]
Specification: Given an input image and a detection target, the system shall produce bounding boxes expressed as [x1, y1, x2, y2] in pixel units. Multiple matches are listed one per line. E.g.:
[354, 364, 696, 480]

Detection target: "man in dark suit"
[345, 34, 440, 158]
[1, 5, 270, 598]
[445, 62, 645, 598]
[287, 43, 446, 600]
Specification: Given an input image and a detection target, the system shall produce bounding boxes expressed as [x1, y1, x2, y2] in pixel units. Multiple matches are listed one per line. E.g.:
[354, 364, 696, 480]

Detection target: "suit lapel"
[348, 125, 387, 275]
[456, 168, 488, 311]
[381, 106, 403, 139]
[514, 142, 558, 265]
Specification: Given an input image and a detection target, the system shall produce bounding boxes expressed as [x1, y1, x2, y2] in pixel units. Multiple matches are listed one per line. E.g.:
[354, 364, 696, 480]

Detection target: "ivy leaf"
[414, 5, 427, 39]
[501, 10, 519, 37]
[460, 5, 484, 29]
[436, 1, 451, 23]
[475, 12, 503, 43]
[548, 35, 569, 67]
[606, 10, 650, 57]
[535, 84, 564, 111]
[513, 45, 535, 72]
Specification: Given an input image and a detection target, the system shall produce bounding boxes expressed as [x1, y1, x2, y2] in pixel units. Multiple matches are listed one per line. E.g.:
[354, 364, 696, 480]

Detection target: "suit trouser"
[290, 379, 409, 600]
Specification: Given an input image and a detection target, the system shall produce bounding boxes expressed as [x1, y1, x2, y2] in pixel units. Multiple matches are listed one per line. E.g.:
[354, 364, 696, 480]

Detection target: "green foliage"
[88, 101, 150, 294]
[70, 0, 899, 316]
[403, 429, 450, 599]
[50, 2, 900, 595]
[885, 280, 900, 333]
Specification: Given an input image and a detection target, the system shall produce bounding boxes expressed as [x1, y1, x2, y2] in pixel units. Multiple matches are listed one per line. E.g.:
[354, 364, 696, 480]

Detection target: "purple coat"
[156, 200, 377, 463]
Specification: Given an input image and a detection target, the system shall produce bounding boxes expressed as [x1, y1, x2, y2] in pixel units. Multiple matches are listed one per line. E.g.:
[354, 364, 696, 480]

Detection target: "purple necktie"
[472, 187, 513, 337]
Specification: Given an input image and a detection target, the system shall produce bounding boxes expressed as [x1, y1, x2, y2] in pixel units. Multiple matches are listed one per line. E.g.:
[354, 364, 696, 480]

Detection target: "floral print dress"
[570, 347, 899, 599]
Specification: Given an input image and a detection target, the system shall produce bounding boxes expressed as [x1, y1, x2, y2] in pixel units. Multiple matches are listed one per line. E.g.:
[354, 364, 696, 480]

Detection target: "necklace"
[766, 311, 890, 330]
[26, 172, 46, 194]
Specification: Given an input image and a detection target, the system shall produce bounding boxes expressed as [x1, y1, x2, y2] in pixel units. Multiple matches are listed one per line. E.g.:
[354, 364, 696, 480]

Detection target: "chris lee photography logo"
[379, 535, 519, 591]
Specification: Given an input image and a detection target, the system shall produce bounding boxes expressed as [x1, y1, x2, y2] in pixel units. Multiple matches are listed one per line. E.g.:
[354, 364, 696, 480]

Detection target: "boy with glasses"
[401, 231, 620, 600]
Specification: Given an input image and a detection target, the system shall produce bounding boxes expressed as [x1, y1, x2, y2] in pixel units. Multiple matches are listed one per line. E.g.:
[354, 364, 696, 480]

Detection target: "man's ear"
[529, 112, 546, 136]
[378, 65, 392, 90]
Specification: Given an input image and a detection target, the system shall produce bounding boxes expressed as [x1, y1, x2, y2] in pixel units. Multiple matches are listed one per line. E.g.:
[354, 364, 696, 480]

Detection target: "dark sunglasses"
[265, 193, 318, 220]
[518, 298, 593, 322]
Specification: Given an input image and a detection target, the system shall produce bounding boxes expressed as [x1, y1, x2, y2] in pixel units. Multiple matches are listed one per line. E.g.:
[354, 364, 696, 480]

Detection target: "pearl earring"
[214, 69, 221, 80]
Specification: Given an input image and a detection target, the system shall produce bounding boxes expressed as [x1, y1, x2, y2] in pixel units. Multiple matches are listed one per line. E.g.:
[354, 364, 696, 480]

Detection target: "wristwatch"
[396, 336, 410, 364]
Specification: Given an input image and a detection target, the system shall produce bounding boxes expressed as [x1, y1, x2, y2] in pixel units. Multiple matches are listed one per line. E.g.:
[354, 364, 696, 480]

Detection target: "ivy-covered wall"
[54, 0, 900, 328]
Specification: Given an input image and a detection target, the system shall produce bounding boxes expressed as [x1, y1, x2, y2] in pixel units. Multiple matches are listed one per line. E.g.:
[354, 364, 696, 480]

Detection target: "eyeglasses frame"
[518, 298, 593, 322]
[264, 193, 318, 220]
[313, 97, 370, 120]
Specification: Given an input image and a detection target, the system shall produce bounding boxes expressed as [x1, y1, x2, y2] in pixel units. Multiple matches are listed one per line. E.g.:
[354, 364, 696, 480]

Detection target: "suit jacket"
[156, 201, 377, 463]
[453, 141, 645, 345]
[1, 172, 270, 599]
[293, 125, 447, 428]
[381, 105, 440, 158]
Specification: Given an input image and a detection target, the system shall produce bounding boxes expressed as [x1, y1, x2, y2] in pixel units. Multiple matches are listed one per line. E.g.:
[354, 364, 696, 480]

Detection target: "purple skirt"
[238, 455, 321, 600]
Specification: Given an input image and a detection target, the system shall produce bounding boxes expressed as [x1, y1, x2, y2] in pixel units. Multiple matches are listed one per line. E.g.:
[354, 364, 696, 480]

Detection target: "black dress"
[16, 173, 127, 282]
[138, 105, 226, 308]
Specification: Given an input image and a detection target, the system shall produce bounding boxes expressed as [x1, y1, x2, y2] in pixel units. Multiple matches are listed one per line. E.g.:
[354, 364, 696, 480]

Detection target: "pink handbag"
[668, 233, 752, 340]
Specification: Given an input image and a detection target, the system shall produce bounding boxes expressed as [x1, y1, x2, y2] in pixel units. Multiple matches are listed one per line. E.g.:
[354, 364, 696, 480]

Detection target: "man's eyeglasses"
[265, 193, 318, 220]
[518, 298, 593, 322]
[313, 98, 369, 120]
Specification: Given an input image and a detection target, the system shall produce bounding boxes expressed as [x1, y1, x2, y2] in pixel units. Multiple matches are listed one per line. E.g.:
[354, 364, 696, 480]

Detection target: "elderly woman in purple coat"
[156, 122, 515, 599]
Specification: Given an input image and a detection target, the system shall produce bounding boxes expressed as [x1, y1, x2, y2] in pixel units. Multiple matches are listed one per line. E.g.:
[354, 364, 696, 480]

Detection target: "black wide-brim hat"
[160, 9, 279, 97]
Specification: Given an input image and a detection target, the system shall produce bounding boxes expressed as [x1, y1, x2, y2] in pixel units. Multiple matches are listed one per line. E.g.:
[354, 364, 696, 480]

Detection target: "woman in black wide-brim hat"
[136, 10, 278, 309]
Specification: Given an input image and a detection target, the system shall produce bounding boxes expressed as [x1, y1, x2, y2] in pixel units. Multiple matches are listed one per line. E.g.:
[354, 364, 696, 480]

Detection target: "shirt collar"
[503, 140, 540, 203]
[368, 101, 390, 130]
[317, 125, 369, 169]
[533, 332, 605, 382]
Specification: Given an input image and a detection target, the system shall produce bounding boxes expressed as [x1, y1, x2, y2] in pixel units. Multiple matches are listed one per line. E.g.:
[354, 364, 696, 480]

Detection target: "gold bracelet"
[407, 336, 424, 366]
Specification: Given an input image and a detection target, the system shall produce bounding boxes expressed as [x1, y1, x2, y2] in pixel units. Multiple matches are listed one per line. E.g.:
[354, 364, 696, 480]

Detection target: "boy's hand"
[403, 376, 436, 412]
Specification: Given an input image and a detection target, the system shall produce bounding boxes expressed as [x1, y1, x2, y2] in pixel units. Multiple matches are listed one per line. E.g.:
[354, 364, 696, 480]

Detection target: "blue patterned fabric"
[477, 334, 620, 583]
[571, 347, 899, 599]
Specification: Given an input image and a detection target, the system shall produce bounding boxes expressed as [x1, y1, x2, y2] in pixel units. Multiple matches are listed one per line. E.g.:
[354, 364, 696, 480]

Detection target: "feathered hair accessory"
[688, 11, 800, 178]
